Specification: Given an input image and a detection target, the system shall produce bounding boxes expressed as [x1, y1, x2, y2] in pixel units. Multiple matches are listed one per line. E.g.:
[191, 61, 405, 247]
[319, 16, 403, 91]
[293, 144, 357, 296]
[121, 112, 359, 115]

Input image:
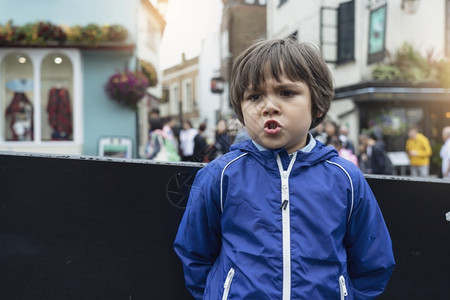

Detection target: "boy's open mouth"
[264, 120, 281, 135]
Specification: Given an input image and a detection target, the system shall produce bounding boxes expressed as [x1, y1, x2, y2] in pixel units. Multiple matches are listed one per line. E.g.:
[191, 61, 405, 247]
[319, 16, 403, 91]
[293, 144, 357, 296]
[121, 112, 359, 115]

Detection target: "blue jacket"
[174, 139, 395, 299]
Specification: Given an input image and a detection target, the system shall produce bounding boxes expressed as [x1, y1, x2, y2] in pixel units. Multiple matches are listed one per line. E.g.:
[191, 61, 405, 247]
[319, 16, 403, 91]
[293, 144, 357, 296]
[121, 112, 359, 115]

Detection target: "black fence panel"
[0, 153, 449, 299]
[0, 153, 199, 300]
[367, 176, 450, 299]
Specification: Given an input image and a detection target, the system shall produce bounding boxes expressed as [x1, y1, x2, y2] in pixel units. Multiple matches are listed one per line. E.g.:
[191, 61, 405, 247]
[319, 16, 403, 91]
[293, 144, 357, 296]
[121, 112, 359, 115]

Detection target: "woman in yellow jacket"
[406, 126, 432, 177]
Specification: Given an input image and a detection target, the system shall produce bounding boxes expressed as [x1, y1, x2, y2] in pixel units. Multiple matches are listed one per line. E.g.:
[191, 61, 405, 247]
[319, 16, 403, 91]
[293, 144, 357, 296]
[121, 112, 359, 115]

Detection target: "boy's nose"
[262, 97, 280, 116]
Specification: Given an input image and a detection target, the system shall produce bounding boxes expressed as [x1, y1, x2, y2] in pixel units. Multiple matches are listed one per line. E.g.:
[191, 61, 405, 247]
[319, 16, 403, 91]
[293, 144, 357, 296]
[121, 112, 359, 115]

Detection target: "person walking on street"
[440, 126, 450, 180]
[179, 120, 198, 162]
[359, 132, 392, 175]
[406, 126, 432, 177]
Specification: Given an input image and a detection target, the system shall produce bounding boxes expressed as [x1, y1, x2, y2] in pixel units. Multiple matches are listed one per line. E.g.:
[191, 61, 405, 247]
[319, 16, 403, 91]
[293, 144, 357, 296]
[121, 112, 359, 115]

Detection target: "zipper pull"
[280, 199, 288, 210]
[224, 268, 235, 289]
[339, 275, 348, 299]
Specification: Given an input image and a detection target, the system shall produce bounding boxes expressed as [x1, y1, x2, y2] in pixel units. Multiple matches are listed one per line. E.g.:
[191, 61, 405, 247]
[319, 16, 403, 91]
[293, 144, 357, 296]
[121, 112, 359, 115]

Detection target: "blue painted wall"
[82, 51, 137, 156]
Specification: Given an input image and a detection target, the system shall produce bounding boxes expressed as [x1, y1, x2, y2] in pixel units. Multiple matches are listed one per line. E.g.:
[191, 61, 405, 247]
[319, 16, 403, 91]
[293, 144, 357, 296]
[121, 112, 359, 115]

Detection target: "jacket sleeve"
[344, 171, 395, 299]
[174, 164, 223, 299]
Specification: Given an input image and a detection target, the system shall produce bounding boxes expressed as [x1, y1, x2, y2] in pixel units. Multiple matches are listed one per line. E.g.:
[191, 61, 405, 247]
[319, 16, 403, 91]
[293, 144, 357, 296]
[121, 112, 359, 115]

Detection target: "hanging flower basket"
[105, 70, 149, 108]
[139, 59, 158, 87]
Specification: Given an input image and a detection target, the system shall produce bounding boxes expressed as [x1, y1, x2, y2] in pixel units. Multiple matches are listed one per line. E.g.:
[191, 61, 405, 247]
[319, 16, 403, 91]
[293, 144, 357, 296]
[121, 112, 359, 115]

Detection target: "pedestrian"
[405, 126, 432, 177]
[174, 37, 395, 299]
[339, 123, 356, 154]
[145, 118, 180, 162]
[192, 122, 209, 163]
[359, 132, 392, 175]
[162, 116, 178, 148]
[440, 126, 450, 180]
[310, 121, 327, 144]
[233, 126, 251, 145]
[324, 119, 339, 146]
[330, 135, 359, 166]
[210, 119, 231, 159]
[179, 119, 198, 162]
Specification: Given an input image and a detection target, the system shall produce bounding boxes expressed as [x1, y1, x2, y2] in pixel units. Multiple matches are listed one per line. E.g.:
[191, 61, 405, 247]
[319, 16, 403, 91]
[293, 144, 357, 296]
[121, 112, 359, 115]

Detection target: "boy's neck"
[252, 133, 316, 154]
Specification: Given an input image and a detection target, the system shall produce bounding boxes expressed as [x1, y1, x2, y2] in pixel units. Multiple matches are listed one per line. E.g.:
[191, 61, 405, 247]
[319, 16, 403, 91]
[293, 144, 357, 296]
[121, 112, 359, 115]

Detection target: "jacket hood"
[230, 138, 339, 171]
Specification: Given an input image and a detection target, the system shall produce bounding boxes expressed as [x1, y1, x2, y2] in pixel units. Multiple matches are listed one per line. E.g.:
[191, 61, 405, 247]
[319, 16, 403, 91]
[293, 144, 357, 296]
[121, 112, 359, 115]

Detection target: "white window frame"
[170, 82, 180, 115]
[0, 48, 83, 154]
[182, 78, 193, 113]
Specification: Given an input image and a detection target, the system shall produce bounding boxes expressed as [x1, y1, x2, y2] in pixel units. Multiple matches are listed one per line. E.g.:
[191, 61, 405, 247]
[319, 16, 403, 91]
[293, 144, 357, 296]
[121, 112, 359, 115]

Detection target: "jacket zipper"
[222, 268, 235, 300]
[276, 153, 297, 300]
[339, 275, 348, 300]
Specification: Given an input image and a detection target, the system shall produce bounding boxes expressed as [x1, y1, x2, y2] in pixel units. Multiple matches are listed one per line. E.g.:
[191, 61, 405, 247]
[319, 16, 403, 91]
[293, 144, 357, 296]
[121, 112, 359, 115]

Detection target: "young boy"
[174, 38, 395, 299]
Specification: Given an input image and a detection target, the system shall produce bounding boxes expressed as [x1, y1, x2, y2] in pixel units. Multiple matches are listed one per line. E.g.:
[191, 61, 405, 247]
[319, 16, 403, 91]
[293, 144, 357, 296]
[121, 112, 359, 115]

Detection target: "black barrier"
[0, 152, 449, 299]
[0, 153, 198, 299]
[367, 176, 450, 299]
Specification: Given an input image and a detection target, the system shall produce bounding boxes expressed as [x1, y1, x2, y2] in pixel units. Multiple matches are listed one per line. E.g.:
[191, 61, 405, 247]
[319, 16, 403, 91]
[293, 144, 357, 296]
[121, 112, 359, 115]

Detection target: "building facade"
[0, 0, 166, 158]
[219, 0, 267, 118]
[267, 0, 450, 175]
[161, 54, 199, 125]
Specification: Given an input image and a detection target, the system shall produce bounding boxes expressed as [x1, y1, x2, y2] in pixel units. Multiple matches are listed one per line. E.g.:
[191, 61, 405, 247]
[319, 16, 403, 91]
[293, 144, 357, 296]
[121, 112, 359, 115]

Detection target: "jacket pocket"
[222, 268, 235, 300]
[339, 275, 348, 300]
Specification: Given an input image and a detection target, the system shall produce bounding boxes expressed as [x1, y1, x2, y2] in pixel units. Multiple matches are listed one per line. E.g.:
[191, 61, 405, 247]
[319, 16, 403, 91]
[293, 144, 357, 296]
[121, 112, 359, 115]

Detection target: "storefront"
[335, 81, 450, 175]
[0, 48, 82, 154]
[0, 43, 137, 157]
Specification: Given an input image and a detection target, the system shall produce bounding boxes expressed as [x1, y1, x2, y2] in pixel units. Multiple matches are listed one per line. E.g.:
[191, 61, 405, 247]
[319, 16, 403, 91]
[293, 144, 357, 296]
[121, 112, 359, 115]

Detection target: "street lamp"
[211, 76, 225, 119]
[211, 77, 225, 94]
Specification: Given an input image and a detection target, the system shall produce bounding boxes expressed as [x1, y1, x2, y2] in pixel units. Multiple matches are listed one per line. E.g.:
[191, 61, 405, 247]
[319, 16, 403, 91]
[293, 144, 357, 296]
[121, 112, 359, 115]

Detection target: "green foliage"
[434, 59, 450, 88]
[371, 42, 450, 88]
[139, 59, 158, 87]
[106, 24, 128, 42]
[431, 143, 443, 170]
[80, 23, 105, 46]
[0, 20, 129, 47]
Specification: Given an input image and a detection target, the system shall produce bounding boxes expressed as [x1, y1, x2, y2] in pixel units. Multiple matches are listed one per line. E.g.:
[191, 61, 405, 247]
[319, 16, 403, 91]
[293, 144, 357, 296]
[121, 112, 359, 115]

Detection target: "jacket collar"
[230, 137, 339, 171]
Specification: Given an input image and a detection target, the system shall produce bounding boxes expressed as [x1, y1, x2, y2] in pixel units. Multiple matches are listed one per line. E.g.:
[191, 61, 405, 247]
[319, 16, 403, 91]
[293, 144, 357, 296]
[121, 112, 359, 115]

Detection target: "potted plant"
[105, 70, 149, 108]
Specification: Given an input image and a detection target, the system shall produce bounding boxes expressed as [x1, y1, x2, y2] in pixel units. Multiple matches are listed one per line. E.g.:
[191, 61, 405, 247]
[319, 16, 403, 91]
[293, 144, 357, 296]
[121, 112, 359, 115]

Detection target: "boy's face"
[241, 71, 313, 154]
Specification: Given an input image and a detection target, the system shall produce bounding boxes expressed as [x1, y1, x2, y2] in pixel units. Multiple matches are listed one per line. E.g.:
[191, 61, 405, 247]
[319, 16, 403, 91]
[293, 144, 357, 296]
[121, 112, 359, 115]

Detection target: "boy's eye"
[281, 90, 294, 97]
[248, 94, 262, 101]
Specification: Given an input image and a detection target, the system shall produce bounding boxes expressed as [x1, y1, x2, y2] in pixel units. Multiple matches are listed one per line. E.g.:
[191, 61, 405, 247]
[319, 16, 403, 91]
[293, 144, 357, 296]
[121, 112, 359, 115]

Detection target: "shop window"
[0, 48, 81, 153]
[1, 53, 34, 141]
[40, 53, 74, 141]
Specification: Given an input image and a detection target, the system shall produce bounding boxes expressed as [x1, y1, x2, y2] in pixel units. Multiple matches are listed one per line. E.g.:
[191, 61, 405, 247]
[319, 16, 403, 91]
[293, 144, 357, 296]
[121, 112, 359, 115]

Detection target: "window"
[278, 0, 288, 8]
[446, 0, 450, 56]
[368, 4, 387, 64]
[182, 79, 193, 113]
[2, 53, 34, 141]
[320, 1, 355, 64]
[0, 49, 81, 151]
[170, 83, 179, 115]
[337, 0, 355, 63]
[41, 53, 74, 141]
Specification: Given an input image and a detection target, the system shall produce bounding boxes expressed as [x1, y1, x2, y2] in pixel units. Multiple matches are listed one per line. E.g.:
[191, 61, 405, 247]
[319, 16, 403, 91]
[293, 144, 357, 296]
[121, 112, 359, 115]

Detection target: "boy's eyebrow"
[243, 81, 306, 93]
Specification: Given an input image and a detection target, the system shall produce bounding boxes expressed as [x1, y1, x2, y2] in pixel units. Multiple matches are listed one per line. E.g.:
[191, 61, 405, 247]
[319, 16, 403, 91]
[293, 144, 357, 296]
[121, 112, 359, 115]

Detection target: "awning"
[334, 80, 450, 102]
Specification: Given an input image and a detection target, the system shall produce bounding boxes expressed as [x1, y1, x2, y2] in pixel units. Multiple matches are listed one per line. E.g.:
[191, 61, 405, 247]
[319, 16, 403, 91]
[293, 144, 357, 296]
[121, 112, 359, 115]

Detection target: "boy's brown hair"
[229, 38, 335, 129]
